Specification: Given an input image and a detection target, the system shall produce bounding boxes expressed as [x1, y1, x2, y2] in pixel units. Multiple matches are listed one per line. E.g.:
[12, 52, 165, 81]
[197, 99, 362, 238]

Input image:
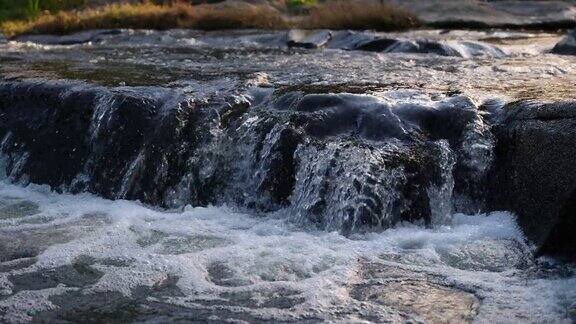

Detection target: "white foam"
[0, 181, 574, 322]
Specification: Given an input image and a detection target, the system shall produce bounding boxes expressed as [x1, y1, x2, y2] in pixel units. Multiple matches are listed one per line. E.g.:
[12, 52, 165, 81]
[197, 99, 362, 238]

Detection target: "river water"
[0, 182, 574, 322]
[0, 29, 575, 322]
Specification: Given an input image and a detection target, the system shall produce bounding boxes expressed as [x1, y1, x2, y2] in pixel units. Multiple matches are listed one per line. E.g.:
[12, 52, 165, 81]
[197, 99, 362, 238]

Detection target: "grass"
[0, 0, 86, 21]
[0, 1, 420, 38]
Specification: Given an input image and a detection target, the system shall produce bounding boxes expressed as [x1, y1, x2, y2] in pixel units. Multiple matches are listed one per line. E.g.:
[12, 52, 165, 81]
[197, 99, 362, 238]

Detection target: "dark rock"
[389, 39, 460, 56]
[390, 0, 576, 30]
[0, 79, 492, 234]
[356, 38, 460, 56]
[326, 30, 376, 50]
[287, 29, 332, 49]
[8, 261, 103, 293]
[488, 100, 576, 260]
[256, 127, 302, 205]
[13, 29, 122, 45]
[355, 38, 398, 52]
[0, 81, 96, 187]
[264, 92, 491, 231]
[10, 28, 506, 58]
[0, 80, 195, 203]
[354, 37, 506, 58]
[551, 29, 576, 55]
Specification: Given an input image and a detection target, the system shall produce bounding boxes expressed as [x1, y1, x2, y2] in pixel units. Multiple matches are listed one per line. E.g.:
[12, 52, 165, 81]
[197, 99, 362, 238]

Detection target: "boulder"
[220, 91, 493, 231]
[287, 29, 332, 49]
[355, 37, 506, 58]
[326, 30, 376, 50]
[488, 100, 576, 260]
[389, 0, 576, 30]
[13, 29, 121, 45]
[551, 29, 576, 55]
[0, 79, 493, 234]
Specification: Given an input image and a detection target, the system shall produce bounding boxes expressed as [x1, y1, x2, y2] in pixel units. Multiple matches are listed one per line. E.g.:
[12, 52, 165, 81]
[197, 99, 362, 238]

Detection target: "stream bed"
[0, 29, 575, 322]
[0, 182, 574, 322]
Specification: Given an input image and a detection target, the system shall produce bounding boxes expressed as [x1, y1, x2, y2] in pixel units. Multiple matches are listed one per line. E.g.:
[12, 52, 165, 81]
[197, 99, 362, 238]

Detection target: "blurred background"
[0, 0, 574, 38]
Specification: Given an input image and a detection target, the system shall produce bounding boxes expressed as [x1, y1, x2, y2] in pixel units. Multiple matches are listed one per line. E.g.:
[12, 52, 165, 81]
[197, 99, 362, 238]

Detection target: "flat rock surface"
[391, 0, 576, 28]
[0, 29, 571, 103]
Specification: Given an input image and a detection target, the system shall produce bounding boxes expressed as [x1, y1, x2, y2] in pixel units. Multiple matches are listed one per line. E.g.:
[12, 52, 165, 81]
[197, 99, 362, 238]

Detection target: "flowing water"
[0, 182, 574, 323]
[0, 29, 575, 323]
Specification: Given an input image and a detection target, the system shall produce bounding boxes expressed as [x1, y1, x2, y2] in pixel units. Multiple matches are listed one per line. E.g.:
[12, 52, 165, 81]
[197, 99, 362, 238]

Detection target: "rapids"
[0, 28, 575, 323]
[0, 182, 574, 323]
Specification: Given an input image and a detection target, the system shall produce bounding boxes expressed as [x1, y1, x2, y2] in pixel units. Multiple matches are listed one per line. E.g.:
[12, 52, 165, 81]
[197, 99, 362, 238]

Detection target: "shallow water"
[0, 182, 573, 323]
[0, 28, 575, 323]
[1, 29, 574, 103]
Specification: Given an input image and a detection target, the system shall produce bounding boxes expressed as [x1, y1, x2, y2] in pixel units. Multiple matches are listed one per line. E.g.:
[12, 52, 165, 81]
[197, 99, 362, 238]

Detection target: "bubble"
[0, 182, 573, 323]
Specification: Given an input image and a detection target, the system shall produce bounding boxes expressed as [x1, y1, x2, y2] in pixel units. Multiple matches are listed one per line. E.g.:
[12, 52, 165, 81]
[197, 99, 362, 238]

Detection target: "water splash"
[0, 182, 573, 323]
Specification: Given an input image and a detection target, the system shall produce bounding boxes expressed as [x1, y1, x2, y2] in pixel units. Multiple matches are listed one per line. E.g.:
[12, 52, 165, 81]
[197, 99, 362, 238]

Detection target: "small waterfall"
[427, 140, 456, 225]
[453, 106, 495, 213]
[0, 80, 497, 235]
[290, 142, 411, 233]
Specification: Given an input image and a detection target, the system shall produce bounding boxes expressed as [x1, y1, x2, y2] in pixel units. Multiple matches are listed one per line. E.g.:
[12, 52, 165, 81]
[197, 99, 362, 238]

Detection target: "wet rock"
[0, 81, 97, 188]
[387, 39, 461, 57]
[353, 280, 479, 322]
[0, 80, 492, 234]
[0, 199, 39, 220]
[357, 38, 458, 56]
[488, 100, 576, 260]
[0, 257, 37, 273]
[13, 29, 121, 45]
[256, 126, 302, 205]
[259, 92, 491, 231]
[0, 80, 196, 203]
[551, 29, 576, 55]
[285, 29, 506, 57]
[453, 41, 507, 59]
[33, 276, 184, 323]
[326, 30, 376, 50]
[391, 0, 576, 30]
[352, 262, 480, 322]
[355, 37, 506, 58]
[10, 28, 507, 59]
[354, 38, 399, 52]
[8, 262, 103, 293]
[0, 229, 73, 262]
[436, 239, 532, 272]
[287, 29, 332, 49]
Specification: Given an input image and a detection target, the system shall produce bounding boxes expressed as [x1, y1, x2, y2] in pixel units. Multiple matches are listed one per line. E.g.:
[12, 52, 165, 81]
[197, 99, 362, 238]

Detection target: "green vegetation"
[285, 0, 318, 9]
[0, 0, 31, 21]
[0, 0, 420, 38]
[1, 2, 287, 37]
[26, 0, 41, 19]
[0, 0, 86, 21]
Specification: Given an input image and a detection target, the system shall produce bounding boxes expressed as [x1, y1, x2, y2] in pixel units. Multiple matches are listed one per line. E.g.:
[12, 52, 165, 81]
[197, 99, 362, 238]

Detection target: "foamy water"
[0, 182, 574, 323]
